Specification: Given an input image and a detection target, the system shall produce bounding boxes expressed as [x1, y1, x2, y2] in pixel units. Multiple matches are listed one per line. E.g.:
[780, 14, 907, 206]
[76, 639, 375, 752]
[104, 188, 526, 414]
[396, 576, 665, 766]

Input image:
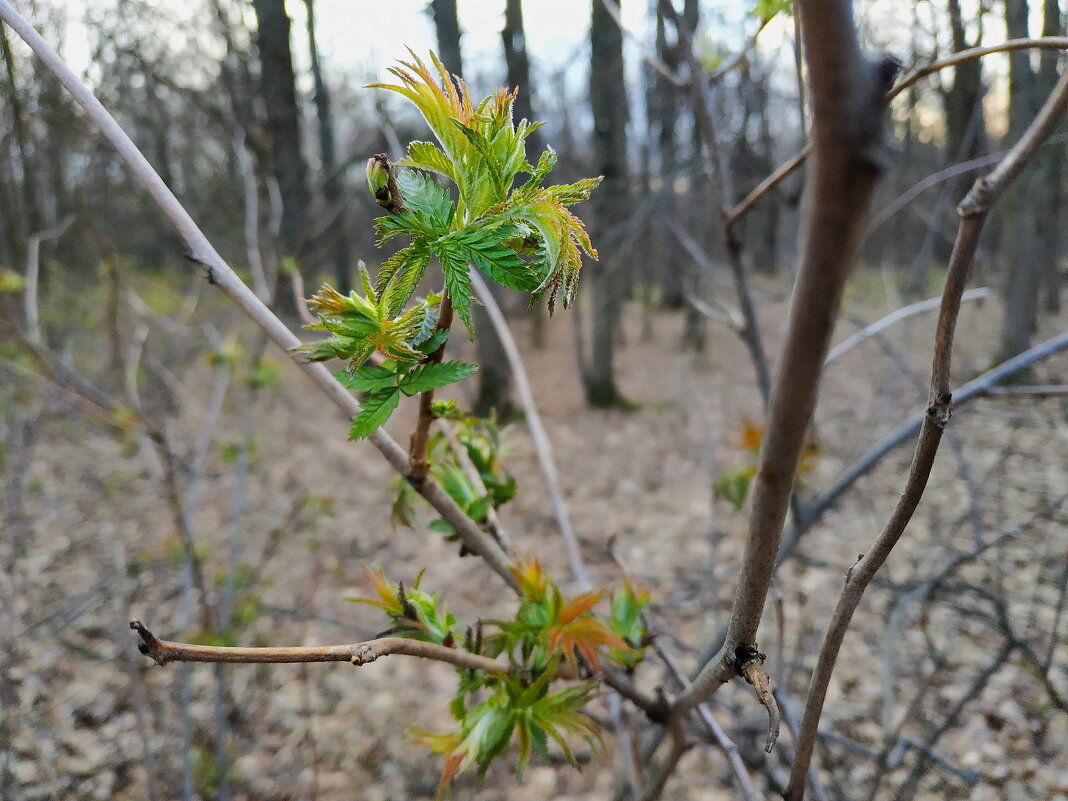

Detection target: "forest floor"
[3, 276, 1068, 801]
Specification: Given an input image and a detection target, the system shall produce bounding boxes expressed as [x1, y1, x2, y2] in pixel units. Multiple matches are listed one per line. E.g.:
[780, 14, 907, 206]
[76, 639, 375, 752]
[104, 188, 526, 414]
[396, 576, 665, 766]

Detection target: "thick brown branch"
[783, 64, 1068, 801]
[672, 0, 891, 720]
[130, 619, 508, 674]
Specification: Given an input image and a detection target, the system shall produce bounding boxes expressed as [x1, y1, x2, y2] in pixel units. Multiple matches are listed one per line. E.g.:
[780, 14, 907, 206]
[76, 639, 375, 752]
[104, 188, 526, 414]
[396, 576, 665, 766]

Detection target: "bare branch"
[731, 38, 1068, 228]
[0, 0, 519, 593]
[888, 36, 1068, 101]
[726, 145, 810, 228]
[130, 619, 508, 674]
[784, 64, 1068, 801]
[824, 287, 991, 365]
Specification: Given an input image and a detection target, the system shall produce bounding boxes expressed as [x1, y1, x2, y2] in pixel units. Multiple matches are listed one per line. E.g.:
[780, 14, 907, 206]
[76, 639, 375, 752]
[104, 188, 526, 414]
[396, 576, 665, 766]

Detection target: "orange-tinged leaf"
[557, 590, 604, 624]
[509, 556, 549, 602]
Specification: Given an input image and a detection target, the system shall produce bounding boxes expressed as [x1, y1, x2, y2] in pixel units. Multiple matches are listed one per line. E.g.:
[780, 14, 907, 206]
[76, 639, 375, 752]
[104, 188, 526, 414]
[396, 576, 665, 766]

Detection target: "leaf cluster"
[350, 560, 650, 796]
[372, 50, 602, 316]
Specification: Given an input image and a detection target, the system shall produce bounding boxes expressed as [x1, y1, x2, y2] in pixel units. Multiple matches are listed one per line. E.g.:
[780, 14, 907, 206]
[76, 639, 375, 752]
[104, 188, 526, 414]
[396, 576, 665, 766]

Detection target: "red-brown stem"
[407, 293, 453, 482]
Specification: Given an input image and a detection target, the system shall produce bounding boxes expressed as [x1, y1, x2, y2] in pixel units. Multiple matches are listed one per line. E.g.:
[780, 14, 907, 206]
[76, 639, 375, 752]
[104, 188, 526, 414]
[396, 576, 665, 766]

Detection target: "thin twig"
[804, 329, 1068, 529]
[888, 36, 1068, 101]
[408, 294, 453, 482]
[784, 63, 1068, 801]
[824, 287, 991, 364]
[730, 37, 1068, 228]
[130, 619, 509, 674]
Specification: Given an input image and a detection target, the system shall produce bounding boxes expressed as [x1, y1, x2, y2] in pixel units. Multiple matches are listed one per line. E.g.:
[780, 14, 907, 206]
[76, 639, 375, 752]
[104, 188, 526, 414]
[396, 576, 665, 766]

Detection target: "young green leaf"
[435, 243, 475, 332]
[452, 222, 540, 292]
[397, 169, 455, 234]
[334, 364, 397, 393]
[348, 387, 401, 439]
[399, 360, 478, 396]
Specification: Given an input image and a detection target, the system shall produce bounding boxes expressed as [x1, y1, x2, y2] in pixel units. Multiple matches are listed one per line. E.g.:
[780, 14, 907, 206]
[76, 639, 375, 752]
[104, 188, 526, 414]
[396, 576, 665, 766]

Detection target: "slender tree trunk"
[251, 0, 309, 264]
[998, 0, 1041, 363]
[584, 0, 630, 408]
[1036, 0, 1064, 313]
[2, 21, 41, 260]
[304, 0, 352, 293]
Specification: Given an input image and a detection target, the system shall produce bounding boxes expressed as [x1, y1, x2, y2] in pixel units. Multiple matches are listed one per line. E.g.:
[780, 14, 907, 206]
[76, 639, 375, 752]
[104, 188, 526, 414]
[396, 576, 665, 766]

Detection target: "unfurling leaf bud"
[366, 153, 403, 212]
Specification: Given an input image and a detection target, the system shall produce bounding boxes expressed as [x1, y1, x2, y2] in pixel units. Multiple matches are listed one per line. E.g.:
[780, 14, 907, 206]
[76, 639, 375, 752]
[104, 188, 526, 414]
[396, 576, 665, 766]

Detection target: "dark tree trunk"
[943, 0, 987, 167]
[429, 0, 515, 417]
[502, 0, 551, 350]
[430, 0, 463, 77]
[1036, 0, 1064, 313]
[583, 0, 631, 408]
[998, 0, 1042, 363]
[251, 0, 309, 261]
[304, 0, 353, 293]
[2, 22, 41, 260]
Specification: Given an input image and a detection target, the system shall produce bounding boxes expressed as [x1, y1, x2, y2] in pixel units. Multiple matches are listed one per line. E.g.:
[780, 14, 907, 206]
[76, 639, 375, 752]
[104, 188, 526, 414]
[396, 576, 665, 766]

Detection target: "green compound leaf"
[348, 387, 401, 440]
[334, 364, 397, 393]
[399, 360, 478, 396]
[396, 168, 455, 235]
[452, 222, 540, 292]
[435, 242, 474, 333]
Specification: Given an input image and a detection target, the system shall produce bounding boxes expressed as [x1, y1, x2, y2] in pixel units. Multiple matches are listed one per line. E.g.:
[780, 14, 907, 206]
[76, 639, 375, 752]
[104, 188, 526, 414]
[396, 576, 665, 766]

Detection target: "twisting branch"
[671, 0, 894, 720]
[0, 0, 518, 593]
[888, 36, 1068, 101]
[24, 214, 74, 344]
[130, 619, 508, 674]
[659, 0, 772, 406]
[783, 63, 1068, 801]
[734, 37, 1068, 224]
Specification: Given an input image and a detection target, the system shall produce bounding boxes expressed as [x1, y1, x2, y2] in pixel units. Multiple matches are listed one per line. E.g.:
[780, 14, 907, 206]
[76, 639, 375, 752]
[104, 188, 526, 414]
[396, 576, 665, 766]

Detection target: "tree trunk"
[2, 21, 41, 260]
[584, 0, 630, 408]
[998, 0, 1041, 363]
[304, 0, 353, 294]
[251, 0, 309, 263]
[1036, 0, 1064, 313]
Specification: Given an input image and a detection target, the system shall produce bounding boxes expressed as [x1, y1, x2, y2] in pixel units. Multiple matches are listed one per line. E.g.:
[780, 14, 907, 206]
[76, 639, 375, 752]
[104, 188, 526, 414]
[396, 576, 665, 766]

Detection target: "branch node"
[925, 396, 952, 428]
[958, 178, 990, 218]
[350, 644, 379, 666]
[734, 645, 780, 753]
[129, 619, 170, 666]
